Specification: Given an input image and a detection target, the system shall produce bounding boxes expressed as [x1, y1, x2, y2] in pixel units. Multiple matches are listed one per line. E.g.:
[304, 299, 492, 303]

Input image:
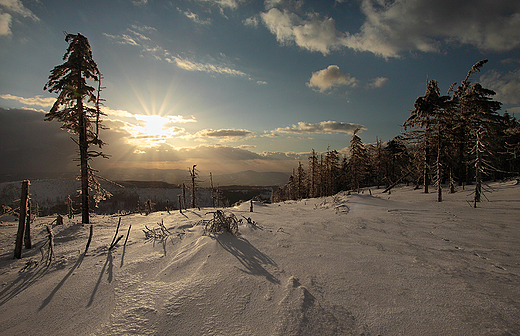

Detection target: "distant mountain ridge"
[0, 169, 291, 187]
[212, 170, 290, 187]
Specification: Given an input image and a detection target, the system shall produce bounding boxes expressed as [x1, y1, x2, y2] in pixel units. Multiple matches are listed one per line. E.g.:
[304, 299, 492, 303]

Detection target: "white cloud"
[194, 0, 245, 10]
[307, 65, 358, 92]
[261, 0, 520, 58]
[344, 0, 520, 58]
[0, 12, 11, 35]
[275, 121, 366, 134]
[367, 77, 389, 89]
[103, 32, 141, 46]
[0, 94, 55, 107]
[261, 8, 348, 55]
[264, 0, 304, 11]
[0, 0, 39, 20]
[0, 0, 39, 36]
[171, 57, 248, 77]
[480, 69, 520, 105]
[104, 27, 250, 78]
[181, 10, 212, 25]
[244, 16, 259, 27]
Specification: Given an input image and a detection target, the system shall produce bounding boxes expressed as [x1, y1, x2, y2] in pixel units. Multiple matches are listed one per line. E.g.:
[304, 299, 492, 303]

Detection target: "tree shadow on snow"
[0, 263, 49, 306]
[214, 234, 280, 284]
[87, 251, 113, 307]
[39, 253, 85, 310]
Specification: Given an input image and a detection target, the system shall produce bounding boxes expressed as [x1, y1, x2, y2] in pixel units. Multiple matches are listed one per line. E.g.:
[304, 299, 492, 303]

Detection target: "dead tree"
[182, 183, 187, 210]
[24, 200, 32, 249]
[14, 180, 29, 259]
[189, 165, 199, 209]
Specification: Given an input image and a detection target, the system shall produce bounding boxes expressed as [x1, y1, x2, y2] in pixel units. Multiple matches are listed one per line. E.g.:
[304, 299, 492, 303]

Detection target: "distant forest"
[273, 60, 520, 203]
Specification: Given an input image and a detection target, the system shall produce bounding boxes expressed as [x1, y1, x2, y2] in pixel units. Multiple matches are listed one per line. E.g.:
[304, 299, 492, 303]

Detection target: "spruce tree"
[347, 129, 368, 193]
[44, 33, 108, 224]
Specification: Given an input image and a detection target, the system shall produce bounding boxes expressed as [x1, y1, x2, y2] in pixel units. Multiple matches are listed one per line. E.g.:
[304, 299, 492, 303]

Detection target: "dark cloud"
[275, 121, 366, 134]
[195, 129, 253, 138]
[0, 109, 299, 182]
[0, 108, 77, 176]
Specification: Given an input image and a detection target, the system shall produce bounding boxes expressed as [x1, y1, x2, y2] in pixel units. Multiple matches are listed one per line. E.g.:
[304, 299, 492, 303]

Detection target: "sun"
[140, 115, 169, 136]
[126, 114, 173, 147]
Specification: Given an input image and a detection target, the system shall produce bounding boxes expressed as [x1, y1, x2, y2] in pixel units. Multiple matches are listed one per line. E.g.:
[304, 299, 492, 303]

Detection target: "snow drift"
[1, 181, 519, 335]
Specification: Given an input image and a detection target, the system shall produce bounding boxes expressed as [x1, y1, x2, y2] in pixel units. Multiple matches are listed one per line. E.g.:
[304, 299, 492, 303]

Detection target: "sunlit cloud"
[264, 0, 304, 11]
[194, 0, 246, 10]
[261, 0, 520, 58]
[171, 57, 248, 77]
[180, 10, 212, 25]
[344, 0, 520, 58]
[0, 0, 39, 20]
[104, 27, 249, 78]
[103, 32, 140, 46]
[244, 16, 259, 27]
[261, 8, 347, 55]
[275, 121, 366, 134]
[480, 69, 520, 105]
[132, 0, 148, 5]
[0, 0, 39, 36]
[0, 93, 55, 107]
[366, 77, 389, 89]
[0, 12, 11, 35]
[307, 65, 358, 92]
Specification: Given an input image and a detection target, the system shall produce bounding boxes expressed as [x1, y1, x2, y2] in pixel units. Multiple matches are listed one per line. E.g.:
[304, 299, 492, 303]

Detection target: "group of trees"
[274, 60, 520, 204]
[44, 32, 518, 218]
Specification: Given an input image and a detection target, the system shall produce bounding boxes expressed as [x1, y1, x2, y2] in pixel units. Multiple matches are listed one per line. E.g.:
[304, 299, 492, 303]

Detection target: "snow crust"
[1, 181, 519, 335]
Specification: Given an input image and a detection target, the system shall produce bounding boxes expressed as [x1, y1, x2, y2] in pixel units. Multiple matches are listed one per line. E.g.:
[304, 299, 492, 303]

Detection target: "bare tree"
[189, 165, 199, 209]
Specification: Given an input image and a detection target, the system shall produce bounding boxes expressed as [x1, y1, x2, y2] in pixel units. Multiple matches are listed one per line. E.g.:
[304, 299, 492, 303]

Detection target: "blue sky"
[1, 0, 520, 178]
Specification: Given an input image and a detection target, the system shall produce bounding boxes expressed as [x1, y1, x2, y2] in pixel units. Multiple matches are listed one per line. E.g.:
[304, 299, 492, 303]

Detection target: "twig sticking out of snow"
[109, 235, 124, 250]
[110, 217, 121, 248]
[124, 225, 131, 246]
[142, 219, 170, 239]
[40, 225, 54, 266]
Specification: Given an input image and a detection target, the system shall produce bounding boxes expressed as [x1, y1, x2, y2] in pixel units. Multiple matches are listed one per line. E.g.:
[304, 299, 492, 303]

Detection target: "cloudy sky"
[1, 0, 520, 179]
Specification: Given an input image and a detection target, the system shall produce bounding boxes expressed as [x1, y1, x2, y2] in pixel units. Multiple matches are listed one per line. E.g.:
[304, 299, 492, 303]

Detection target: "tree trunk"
[24, 199, 32, 249]
[475, 140, 482, 207]
[182, 183, 186, 210]
[436, 136, 442, 202]
[14, 180, 29, 259]
[78, 98, 90, 224]
[424, 147, 429, 193]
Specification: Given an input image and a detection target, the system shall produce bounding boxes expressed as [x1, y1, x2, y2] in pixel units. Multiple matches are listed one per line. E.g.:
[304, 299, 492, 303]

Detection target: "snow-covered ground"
[0, 181, 519, 335]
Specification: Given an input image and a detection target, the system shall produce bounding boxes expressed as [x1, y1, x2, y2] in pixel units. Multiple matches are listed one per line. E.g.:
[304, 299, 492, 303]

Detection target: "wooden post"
[14, 180, 29, 259]
[24, 199, 32, 249]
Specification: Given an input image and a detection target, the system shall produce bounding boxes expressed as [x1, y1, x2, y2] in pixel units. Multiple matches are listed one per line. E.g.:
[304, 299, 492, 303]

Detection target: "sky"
[1, 0, 520, 181]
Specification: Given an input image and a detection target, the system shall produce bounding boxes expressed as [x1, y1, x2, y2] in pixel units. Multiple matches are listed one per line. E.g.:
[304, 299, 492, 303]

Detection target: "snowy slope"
[1, 182, 519, 335]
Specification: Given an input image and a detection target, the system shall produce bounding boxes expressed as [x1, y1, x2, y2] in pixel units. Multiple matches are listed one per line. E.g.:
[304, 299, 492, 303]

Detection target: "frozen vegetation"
[1, 180, 519, 335]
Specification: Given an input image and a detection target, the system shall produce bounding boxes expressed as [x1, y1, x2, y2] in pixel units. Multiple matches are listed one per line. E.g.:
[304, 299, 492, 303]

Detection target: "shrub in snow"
[199, 210, 239, 236]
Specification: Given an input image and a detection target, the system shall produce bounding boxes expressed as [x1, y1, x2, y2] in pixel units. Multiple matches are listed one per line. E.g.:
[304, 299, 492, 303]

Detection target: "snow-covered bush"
[199, 210, 239, 236]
